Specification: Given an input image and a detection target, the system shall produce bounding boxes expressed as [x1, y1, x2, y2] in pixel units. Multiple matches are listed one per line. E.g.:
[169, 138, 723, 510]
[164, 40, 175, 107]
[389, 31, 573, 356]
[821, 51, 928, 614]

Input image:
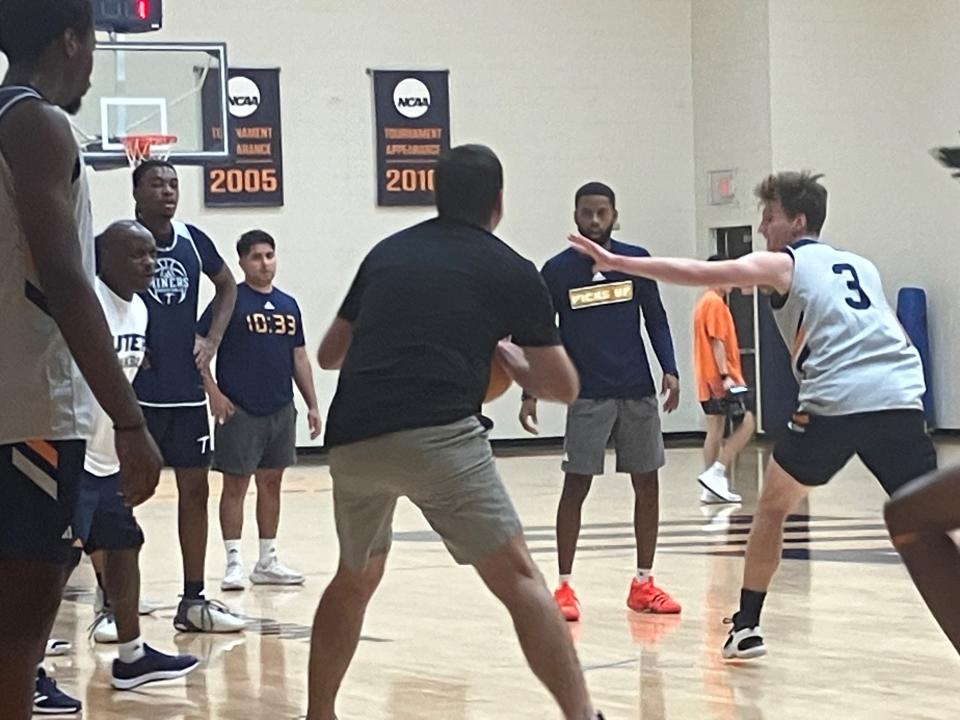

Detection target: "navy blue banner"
[372, 70, 450, 206]
[203, 68, 284, 207]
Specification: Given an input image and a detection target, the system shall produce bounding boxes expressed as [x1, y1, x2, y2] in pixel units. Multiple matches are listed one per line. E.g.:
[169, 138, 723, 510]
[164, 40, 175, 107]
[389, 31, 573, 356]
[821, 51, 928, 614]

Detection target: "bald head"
[97, 220, 157, 300]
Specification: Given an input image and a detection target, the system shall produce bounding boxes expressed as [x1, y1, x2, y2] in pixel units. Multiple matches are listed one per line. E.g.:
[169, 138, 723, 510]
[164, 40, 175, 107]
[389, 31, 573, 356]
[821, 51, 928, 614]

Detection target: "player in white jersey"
[0, 2, 162, 716]
[69, 222, 199, 691]
[568, 171, 937, 661]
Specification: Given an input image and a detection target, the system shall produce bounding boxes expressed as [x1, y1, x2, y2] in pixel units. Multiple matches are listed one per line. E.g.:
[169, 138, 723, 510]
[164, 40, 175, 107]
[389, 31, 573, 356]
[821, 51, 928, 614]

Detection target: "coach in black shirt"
[309, 145, 604, 720]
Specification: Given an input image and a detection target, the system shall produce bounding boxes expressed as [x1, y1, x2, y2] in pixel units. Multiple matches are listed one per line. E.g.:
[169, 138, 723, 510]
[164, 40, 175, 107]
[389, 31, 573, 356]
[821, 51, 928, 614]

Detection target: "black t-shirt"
[324, 218, 561, 448]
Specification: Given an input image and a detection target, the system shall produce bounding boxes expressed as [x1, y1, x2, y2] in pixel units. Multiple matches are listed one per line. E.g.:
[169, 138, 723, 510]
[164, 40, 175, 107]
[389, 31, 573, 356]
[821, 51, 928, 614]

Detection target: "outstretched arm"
[568, 234, 794, 295]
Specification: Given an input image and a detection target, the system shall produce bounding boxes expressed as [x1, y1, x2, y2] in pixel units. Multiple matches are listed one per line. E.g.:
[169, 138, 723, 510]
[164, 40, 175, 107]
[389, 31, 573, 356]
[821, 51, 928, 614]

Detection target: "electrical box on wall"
[709, 169, 736, 205]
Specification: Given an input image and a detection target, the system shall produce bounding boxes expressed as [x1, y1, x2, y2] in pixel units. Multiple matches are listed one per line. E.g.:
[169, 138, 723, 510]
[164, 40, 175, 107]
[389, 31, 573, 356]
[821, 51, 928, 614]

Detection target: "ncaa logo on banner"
[228, 76, 261, 119]
[393, 77, 430, 119]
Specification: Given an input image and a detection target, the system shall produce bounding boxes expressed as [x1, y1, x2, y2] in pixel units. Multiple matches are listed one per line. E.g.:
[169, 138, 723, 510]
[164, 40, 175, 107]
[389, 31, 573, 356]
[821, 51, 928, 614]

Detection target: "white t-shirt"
[83, 279, 148, 477]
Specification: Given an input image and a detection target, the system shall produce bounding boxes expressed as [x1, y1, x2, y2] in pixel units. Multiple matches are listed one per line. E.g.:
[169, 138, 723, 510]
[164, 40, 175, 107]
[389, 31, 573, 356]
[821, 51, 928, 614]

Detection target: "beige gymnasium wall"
[767, 0, 960, 427]
[70, 0, 699, 445]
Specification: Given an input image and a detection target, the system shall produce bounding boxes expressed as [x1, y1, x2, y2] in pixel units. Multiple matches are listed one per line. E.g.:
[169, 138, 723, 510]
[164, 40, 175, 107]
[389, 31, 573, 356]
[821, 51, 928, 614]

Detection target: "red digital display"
[93, 0, 162, 33]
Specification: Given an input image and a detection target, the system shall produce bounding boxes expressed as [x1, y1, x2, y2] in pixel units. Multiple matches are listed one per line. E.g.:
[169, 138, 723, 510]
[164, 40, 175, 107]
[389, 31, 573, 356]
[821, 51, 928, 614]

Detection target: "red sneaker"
[553, 583, 581, 621]
[627, 577, 681, 614]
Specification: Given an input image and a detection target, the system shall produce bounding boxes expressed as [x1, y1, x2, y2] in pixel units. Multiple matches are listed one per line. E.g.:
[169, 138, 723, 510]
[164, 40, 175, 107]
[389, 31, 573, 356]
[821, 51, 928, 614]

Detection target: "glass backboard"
[75, 41, 229, 167]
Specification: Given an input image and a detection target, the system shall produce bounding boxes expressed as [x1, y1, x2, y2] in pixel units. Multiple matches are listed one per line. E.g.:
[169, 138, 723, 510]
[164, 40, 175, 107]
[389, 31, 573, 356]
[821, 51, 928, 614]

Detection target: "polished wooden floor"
[48, 442, 960, 719]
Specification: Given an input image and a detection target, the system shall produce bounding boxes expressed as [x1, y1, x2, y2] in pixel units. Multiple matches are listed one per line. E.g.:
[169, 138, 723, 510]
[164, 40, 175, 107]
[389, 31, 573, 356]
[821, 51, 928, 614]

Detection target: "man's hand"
[194, 334, 217, 371]
[722, 375, 737, 391]
[519, 398, 539, 435]
[661, 373, 680, 413]
[568, 232, 618, 273]
[307, 407, 322, 440]
[115, 427, 163, 507]
[209, 389, 236, 425]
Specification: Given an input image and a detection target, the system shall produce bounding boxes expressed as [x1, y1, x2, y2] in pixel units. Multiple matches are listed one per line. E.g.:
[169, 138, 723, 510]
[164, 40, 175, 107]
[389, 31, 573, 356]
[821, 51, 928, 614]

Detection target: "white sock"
[225, 539, 242, 565]
[636, 568, 652, 582]
[711, 461, 726, 476]
[559, 573, 572, 586]
[259, 538, 277, 564]
[118, 636, 145, 664]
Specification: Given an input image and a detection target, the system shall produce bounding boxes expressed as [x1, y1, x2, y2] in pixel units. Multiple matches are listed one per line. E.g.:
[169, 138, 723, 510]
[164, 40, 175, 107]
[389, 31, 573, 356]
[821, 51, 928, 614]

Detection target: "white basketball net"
[122, 134, 178, 167]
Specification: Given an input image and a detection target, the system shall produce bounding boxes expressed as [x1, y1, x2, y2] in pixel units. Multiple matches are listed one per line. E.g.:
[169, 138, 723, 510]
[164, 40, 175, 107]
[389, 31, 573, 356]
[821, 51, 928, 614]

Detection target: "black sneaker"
[34, 667, 82, 714]
[111, 644, 200, 690]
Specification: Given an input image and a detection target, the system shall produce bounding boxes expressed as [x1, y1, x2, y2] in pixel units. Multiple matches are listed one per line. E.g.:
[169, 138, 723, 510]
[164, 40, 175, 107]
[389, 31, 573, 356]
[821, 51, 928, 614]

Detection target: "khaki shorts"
[562, 397, 665, 476]
[329, 416, 522, 570]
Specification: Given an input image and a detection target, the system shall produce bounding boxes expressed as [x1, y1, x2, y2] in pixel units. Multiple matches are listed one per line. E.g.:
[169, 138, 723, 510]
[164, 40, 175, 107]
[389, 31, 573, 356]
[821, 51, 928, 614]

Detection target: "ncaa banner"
[372, 69, 450, 206]
[202, 68, 284, 207]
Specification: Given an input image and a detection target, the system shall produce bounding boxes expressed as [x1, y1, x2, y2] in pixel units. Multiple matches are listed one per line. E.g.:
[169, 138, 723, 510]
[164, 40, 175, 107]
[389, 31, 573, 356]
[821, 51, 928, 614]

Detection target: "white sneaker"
[698, 469, 742, 504]
[722, 623, 767, 660]
[138, 599, 160, 616]
[250, 557, 305, 586]
[221, 561, 246, 592]
[90, 611, 119, 644]
[45, 638, 72, 656]
[174, 597, 246, 633]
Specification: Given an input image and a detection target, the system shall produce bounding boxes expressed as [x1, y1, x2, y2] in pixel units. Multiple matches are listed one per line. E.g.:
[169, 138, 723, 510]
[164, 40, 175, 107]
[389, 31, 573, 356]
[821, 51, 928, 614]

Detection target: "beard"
[576, 221, 614, 246]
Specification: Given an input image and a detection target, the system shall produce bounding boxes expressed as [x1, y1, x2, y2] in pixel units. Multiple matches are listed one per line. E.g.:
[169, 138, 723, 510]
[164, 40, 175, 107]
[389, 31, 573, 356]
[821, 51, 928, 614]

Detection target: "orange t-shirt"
[693, 290, 745, 402]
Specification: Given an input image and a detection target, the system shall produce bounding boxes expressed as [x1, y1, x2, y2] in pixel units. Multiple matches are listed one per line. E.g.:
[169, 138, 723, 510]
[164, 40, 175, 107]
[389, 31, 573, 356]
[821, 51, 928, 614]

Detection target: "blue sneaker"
[34, 667, 82, 714]
[111, 644, 200, 690]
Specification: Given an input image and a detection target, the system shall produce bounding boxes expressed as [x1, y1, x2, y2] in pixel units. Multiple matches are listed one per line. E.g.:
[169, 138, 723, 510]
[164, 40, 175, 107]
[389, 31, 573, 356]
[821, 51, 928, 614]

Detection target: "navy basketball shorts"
[0, 440, 85, 564]
[773, 409, 937, 494]
[143, 405, 212, 469]
[73, 469, 145, 553]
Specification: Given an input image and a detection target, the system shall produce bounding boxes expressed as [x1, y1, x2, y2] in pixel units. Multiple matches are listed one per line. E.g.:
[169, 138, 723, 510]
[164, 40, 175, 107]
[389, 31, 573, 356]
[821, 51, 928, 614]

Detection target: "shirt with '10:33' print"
[197, 282, 305, 417]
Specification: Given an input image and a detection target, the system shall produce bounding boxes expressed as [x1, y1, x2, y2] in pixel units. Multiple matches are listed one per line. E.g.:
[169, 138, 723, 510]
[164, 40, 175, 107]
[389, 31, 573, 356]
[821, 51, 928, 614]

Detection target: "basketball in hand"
[485, 354, 513, 403]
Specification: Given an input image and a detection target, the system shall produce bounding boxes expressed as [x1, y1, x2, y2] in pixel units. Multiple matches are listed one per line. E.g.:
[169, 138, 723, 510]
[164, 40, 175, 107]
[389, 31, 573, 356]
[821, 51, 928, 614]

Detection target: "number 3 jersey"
[198, 282, 305, 416]
[772, 238, 924, 416]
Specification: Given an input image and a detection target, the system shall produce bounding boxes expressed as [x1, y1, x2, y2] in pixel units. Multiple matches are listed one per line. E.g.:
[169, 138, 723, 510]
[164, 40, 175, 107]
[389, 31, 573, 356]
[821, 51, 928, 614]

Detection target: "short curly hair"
[0, 0, 93, 63]
[754, 171, 827, 234]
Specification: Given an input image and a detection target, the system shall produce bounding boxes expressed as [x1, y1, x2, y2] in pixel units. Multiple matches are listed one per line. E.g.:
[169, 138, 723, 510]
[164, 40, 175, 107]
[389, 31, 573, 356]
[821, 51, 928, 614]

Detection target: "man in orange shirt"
[693, 256, 755, 504]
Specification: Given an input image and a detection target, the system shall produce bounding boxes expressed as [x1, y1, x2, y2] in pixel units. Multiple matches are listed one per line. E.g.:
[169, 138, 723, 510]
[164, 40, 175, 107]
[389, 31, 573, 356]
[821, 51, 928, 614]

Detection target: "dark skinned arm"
[194, 264, 237, 369]
[0, 101, 160, 505]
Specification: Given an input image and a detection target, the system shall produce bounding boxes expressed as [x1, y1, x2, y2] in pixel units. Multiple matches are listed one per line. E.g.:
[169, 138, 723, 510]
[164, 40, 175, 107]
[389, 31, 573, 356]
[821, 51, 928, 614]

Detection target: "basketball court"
[5, 2, 959, 718]
[47, 442, 959, 719]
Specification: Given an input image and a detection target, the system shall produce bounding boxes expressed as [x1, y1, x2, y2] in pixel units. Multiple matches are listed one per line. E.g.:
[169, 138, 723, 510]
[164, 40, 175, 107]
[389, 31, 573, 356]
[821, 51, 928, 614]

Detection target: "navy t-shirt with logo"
[133, 220, 225, 407]
[541, 239, 678, 400]
[198, 282, 305, 417]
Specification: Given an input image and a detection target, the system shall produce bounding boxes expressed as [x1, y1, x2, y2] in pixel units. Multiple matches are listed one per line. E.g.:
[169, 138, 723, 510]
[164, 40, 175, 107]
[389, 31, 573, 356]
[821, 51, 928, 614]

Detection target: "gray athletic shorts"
[212, 402, 297, 476]
[562, 397, 665, 476]
[329, 416, 523, 570]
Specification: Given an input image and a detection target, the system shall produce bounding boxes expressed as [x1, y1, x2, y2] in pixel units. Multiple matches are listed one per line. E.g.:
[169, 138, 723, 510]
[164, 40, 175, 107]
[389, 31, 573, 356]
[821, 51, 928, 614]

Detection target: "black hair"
[237, 229, 275, 258]
[0, 0, 93, 64]
[707, 254, 726, 262]
[575, 182, 616, 208]
[435, 144, 503, 227]
[754, 171, 828, 234]
[132, 160, 177, 190]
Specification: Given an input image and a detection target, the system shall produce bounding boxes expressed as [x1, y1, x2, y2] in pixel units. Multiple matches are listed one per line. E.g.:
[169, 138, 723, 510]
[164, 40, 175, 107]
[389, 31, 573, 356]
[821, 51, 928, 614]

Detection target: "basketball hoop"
[121, 133, 178, 167]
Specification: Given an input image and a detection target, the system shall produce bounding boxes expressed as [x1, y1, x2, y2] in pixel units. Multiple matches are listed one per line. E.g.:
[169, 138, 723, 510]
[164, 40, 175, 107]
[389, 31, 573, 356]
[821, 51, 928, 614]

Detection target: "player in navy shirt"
[199, 230, 320, 592]
[131, 160, 244, 633]
[520, 182, 682, 621]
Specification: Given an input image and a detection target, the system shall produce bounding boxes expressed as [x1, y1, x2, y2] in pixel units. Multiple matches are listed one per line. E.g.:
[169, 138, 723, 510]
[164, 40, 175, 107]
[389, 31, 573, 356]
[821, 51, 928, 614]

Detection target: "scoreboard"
[92, 0, 163, 34]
